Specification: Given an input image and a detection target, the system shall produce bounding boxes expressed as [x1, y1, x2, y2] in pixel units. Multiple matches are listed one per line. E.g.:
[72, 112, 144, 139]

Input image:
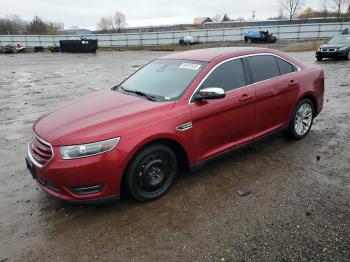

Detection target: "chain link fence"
[1, 22, 349, 48]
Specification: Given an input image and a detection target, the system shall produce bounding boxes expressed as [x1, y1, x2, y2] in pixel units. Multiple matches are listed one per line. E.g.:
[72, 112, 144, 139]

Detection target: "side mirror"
[194, 87, 225, 101]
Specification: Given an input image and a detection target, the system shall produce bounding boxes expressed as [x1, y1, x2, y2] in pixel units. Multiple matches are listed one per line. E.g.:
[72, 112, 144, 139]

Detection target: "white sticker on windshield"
[179, 63, 201, 70]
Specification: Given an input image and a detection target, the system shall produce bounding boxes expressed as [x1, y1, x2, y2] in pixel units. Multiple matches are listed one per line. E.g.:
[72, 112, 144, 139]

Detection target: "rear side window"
[200, 59, 246, 92]
[276, 57, 296, 75]
[247, 55, 280, 83]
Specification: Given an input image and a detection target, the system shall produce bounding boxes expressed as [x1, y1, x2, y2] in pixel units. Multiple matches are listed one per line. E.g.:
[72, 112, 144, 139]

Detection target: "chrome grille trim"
[28, 134, 54, 168]
[321, 48, 336, 52]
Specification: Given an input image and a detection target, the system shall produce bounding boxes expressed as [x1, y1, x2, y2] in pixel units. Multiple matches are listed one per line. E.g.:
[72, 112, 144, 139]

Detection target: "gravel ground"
[0, 50, 349, 261]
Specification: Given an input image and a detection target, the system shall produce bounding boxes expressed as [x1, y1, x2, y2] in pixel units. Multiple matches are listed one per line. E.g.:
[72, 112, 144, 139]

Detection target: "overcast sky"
[1, 0, 322, 29]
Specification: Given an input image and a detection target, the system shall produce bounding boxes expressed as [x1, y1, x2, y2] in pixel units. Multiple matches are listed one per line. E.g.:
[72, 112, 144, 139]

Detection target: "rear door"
[245, 55, 299, 139]
[190, 58, 255, 162]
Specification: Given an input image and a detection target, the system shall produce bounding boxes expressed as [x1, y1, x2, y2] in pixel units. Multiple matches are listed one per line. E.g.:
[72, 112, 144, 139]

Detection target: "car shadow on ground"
[36, 132, 293, 222]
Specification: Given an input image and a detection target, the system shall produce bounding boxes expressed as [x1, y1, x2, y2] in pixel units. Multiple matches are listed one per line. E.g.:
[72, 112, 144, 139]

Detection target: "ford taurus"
[26, 47, 324, 203]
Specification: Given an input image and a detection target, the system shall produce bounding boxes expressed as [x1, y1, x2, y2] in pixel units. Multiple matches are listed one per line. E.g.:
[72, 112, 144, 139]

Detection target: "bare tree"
[0, 15, 27, 34]
[211, 14, 223, 22]
[97, 16, 114, 31]
[0, 14, 63, 35]
[235, 17, 246, 27]
[114, 12, 126, 32]
[222, 14, 230, 22]
[299, 7, 316, 19]
[330, 0, 344, 17]
[320, 0, 330, 19]
[28, 16, 48, 34]
[252, 10, 256, 21]
[278, 0, 304, 21]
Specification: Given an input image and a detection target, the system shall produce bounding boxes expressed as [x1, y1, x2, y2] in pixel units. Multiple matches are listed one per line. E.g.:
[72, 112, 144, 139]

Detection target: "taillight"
[314, 70, 324, 90]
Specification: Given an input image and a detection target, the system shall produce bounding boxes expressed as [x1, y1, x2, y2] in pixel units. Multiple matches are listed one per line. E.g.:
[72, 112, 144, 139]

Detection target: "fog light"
[70, 184, 103, 195]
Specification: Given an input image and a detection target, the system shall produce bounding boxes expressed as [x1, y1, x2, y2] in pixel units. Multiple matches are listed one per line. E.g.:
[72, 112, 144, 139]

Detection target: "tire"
[247, 39, 252, 44]
[124, 144, 177, 202]
[346, 51, 350, 60]
[284, 99, 314, 140]
[316, 56, 322, 61]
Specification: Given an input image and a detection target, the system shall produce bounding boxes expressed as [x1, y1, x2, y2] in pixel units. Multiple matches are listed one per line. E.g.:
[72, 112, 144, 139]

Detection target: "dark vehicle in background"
[3, 45, 14, 54]
[179, 36, 200, 45]
[316, 35, 350, 61]
[15, 44, 26, 53]
[244, 31, 277, 43]
[341, 28, 349, 35]
[59, 38, 98, 53]
[48, 43, 60, 52]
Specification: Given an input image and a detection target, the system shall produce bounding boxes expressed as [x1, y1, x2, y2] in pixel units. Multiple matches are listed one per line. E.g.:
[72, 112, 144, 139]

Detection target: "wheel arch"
[119, 136, 191, 195]
[299, 93, 318, 117]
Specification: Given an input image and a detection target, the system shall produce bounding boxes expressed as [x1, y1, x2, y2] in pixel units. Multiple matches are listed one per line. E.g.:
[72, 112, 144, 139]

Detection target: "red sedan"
[26, 47, 324, 203]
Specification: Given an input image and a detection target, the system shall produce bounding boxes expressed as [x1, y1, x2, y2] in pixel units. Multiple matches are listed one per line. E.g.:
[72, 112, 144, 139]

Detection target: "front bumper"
[316, 50, 348, 59]
[26, 144, 129, 203]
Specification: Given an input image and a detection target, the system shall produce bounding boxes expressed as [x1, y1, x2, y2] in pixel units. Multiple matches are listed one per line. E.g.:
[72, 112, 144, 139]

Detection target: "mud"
[0, 50, 349, 261]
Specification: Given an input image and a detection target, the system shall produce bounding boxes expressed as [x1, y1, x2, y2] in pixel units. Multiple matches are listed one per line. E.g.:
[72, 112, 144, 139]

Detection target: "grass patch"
[282, 40, 325, 52]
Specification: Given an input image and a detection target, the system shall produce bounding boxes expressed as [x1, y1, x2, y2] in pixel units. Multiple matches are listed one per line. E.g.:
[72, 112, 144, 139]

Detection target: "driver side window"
[200, 58, 247, 92]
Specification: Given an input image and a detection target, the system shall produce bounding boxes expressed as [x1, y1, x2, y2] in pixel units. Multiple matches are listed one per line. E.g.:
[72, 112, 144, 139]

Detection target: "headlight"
[60, 137, 120, 159]
[338, 47, 348, 51]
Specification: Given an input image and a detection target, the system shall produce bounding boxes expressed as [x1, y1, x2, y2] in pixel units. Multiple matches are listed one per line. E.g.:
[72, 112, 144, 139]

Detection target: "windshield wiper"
[118, 86, 158, 102]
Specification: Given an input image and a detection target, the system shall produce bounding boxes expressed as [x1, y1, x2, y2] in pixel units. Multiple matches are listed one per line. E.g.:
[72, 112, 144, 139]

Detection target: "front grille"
[321, 48, 336, 52]
[29, 134, 53, 167]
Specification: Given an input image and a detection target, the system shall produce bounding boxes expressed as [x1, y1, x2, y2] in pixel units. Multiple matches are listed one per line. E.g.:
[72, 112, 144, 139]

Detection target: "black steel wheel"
[124, 144, 177, 202]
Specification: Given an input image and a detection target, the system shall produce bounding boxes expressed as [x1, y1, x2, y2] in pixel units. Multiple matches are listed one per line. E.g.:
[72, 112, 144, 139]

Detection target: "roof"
[193, 17, 213, 25]
[59, 29, 93, 35]
[158, 47, 272, 63]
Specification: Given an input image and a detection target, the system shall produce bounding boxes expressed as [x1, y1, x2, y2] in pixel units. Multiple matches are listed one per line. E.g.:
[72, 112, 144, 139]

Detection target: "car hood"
[34, 90, 175, 146]
[320, 43, 349, 49]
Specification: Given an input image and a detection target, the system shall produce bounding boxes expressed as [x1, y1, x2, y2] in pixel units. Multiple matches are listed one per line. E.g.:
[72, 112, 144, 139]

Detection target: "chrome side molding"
[176, 122, 192, 132]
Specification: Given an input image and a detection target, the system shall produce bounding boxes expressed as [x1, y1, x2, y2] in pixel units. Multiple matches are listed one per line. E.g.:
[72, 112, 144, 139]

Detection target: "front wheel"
[346, 51, 350, 60]
[124, 144, 177, 202]
[316, 56, 322, 61]
[284, 99, 314, 140]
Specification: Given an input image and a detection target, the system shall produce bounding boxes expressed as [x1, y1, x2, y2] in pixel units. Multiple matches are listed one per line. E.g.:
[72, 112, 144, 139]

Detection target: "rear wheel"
[125, 144, 177, 202]
[285, 99, 314, 140]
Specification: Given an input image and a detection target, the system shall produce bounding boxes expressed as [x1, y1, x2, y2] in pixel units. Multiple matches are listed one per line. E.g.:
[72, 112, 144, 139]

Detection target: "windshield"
[118, 59, 207, 102]
[328, 36, 350, 45]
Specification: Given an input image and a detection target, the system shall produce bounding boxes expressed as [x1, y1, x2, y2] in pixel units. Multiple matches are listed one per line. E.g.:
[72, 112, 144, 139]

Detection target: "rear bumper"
[316, 51, 347, 58]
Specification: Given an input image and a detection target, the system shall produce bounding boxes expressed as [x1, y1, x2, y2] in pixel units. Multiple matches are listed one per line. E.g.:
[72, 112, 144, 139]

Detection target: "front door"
[190, 58, 255, 162]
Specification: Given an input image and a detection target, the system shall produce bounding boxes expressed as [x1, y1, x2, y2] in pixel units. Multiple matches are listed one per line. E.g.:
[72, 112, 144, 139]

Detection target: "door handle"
[288, 80, 298, 87]
[239, 94, 252, 102]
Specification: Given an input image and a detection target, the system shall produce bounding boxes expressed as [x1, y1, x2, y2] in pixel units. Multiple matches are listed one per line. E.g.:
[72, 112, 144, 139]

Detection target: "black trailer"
[59, 38, 98, 53]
